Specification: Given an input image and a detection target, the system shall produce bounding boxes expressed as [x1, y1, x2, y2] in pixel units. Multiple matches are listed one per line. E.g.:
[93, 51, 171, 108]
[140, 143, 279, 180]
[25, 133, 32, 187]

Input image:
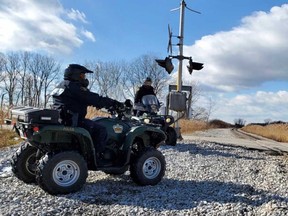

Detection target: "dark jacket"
[52, 80, 116, 123]
[134, 85, 156, 103]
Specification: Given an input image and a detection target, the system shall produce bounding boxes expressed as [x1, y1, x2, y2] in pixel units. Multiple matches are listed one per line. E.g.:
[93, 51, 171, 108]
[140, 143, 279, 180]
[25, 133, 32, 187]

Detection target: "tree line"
[0, 52, 60, 108]
[0, 51, 213, 121]
[0, 51, 169, 109]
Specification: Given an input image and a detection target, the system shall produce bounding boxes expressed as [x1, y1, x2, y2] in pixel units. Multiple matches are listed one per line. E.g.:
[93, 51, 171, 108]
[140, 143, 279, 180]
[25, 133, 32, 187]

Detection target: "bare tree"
[19, 51, 32, 105]
[2, 52, 21, 106]
[182, 81, 201, 107]
[203, 97, 217, 122]
[0, 53, 7, 109]
[28, 53, 60, 107]
[0, 53, 5, 79]
[190, 98, 217, 121]
[42, 57, 60, 108]
[24, 75, 34, 106]
[0, 51, 61, 108]
[97, 61, 123, 98]
[234, 118, 246, 128]
[264, 118, 272, 125]
[191, 106, 209, 121]
[84, 60, 124, 100]
[83, 60, 99, 91]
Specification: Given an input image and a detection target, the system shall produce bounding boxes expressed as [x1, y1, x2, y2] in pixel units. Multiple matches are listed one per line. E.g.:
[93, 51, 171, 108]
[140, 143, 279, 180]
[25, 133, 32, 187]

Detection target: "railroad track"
[231, 128, 262, 141]
[231, 128, 288, 156]
[184, 128, 288, 156]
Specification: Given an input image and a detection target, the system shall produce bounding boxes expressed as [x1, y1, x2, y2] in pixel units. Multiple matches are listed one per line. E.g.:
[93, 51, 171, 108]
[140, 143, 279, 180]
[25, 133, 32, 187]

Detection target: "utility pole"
[155, 0, 204, 139]
[177, 0, 186, 92]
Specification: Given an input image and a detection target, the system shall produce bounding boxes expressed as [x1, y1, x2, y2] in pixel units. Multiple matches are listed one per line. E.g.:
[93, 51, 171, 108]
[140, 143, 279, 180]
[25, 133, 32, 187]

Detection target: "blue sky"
[0, 0, 287, 123]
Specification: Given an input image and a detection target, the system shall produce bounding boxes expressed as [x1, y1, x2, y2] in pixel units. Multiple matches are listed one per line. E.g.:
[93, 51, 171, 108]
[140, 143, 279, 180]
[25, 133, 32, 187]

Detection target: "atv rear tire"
[11, 142, 38, 183]
[165, 126, 177, 146]
[36, 151, 88, 195]
[130, 148, 165, 186]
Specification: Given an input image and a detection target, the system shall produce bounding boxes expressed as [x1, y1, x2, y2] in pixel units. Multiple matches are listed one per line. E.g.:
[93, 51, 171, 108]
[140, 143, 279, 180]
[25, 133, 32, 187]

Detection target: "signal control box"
[168, 92, 187, 112]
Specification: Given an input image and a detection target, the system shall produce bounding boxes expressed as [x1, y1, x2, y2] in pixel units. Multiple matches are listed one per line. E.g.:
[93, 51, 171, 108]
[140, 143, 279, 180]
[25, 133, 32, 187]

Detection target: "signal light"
[33, 126, 40, 132]
[187, 57, 204, 74]
[155, 57, 174, 74]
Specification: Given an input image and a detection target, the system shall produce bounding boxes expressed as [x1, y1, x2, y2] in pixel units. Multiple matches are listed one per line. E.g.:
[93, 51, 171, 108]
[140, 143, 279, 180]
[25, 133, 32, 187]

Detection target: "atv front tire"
[165, 126, 177, 146]
[36, 151, 88, 195]
[130, 148, 165, 186]
[11, 142, 38, 183]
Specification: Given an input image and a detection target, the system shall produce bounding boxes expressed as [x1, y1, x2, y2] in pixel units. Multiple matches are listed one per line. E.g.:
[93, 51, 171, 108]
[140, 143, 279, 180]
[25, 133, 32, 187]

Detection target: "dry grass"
[0, 109, 10, 125]
[208, 119, 233, 129]
[85, 107, 111, 119]
[0, 109, 20, 148]
[242, 124, 288, 143]
[179, 119, 209, 134]
[85, 107, 232, 135]
[179, 119, 233, 134]
[85, 108, 214, 134]
[0, 128, 20, 148]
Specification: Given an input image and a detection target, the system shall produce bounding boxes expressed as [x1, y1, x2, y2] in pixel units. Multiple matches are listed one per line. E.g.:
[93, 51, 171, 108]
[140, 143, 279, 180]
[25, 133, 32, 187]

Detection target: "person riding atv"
[134, 77, 156, 116]
[133, 78, 177, 146]
[51, 64, 123, 163]
[7, 65, 167, 195]
[133, 94, 177, 146]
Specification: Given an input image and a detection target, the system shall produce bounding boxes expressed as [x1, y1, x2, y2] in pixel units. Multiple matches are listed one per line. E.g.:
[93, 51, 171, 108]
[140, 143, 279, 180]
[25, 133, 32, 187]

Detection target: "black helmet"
[64, 64, 93, 81]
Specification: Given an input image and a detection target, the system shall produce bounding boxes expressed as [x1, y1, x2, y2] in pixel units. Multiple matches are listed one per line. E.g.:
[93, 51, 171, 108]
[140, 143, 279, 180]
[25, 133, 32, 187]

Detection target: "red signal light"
[33, 126, 40, 132]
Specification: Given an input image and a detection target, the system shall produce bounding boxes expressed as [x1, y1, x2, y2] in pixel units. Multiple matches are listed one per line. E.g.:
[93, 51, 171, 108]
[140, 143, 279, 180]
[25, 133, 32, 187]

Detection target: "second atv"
[134, 95, 177, 146]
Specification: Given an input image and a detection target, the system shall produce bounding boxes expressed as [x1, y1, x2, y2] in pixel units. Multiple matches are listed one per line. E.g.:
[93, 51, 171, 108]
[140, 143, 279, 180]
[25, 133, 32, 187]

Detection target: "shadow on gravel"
[169, 143, 262, 160]
[66, 176, 288, 211]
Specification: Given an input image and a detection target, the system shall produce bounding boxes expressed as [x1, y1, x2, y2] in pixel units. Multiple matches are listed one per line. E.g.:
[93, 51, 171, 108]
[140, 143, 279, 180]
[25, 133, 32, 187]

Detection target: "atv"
[134, 95, 177, 146]
[6, 100, 166, 195]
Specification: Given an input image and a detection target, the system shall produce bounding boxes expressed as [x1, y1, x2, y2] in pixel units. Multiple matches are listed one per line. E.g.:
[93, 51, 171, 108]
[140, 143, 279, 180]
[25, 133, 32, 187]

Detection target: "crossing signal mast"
[156, 0, 204, 90]
[156, 0, 204, 138]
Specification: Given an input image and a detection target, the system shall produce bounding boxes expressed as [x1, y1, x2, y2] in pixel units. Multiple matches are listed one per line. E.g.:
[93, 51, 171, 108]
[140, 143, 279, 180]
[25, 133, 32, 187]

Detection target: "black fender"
[124, 125, 166, 149]
[121, 125, 166, 165]
[29, 125, 97, 165]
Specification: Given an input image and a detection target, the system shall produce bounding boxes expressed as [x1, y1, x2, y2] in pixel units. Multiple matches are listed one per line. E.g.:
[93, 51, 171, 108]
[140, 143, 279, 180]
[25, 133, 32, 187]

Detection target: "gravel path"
[1, 134, 288, 215]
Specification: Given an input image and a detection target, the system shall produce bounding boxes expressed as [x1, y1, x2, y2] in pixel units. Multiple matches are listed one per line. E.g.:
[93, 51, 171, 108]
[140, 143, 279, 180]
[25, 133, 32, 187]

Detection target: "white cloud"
[184, 4, 288, 92]
[67, 8, 88, 23]
[209, 90, 288, 123]
[0, 0, 95, 54]
[81, 30, 96, 42]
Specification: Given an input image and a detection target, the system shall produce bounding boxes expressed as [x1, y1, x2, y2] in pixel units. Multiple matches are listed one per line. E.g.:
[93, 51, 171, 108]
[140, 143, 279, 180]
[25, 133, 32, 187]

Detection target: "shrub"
[208, 119, 233, 128]
[234, 118, 246, 128]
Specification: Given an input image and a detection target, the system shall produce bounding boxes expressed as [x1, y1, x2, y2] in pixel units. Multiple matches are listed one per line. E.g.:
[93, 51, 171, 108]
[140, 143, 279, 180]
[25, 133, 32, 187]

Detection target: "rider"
[134, 77, 156, 104]
[51, 64, 123, 158]
[134, 77, 157, 116]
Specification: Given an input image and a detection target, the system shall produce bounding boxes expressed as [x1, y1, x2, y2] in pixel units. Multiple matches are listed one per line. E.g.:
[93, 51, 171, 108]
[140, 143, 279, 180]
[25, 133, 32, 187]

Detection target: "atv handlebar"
[109, 99, 133, 118]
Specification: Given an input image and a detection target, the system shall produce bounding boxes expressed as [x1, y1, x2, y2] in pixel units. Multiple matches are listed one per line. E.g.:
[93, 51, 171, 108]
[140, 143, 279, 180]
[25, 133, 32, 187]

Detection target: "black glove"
[124, 99, 133, 108]
[113, 100, 124, 109]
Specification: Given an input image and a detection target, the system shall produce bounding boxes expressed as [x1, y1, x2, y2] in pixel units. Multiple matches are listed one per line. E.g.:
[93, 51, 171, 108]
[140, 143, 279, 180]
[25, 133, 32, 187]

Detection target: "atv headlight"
[144, 118, 150, 124]
[166, 117, 171, 123]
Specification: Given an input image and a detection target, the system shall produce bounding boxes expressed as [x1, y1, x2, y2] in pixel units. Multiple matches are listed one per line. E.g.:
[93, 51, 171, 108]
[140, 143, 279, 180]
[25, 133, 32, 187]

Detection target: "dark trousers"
[80, 119, 108, 153]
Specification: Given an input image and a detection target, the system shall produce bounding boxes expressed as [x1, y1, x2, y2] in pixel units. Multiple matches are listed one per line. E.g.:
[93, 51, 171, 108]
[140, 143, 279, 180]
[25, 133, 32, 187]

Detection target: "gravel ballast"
[1, 139, 288, 215]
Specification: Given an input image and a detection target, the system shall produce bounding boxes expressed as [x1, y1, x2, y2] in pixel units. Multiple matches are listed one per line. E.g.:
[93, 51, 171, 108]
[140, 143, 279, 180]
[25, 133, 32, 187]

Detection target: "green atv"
[7, 100, 166, 195]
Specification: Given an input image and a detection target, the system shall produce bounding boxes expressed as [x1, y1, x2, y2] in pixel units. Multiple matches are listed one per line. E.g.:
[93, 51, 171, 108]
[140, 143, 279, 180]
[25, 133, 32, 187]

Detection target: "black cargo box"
[10, 107, 60, 124]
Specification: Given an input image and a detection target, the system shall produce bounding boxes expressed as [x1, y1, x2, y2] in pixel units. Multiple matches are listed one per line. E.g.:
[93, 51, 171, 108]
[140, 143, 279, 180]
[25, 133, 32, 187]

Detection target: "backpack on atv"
[6, 100, 166, 195]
